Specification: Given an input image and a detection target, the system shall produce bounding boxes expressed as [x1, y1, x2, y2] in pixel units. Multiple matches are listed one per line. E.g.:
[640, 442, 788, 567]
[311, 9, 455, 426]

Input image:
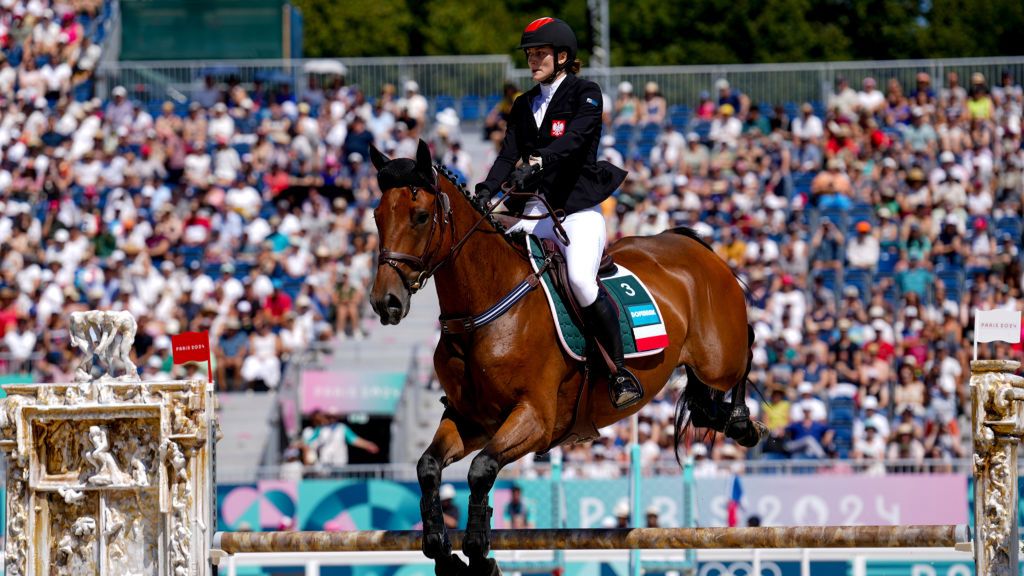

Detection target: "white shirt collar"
[539, 73, 568, 100]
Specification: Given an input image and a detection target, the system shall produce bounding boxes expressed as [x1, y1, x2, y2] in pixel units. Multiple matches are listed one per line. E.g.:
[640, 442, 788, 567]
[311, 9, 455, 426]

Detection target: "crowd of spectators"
[0, 8, 1020, 475]
[0, 0, 474, 393]
[510, 70, 1023, 478]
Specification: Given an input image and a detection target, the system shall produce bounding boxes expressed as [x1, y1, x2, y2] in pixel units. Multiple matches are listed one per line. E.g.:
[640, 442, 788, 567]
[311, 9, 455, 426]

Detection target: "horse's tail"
[673, 325, 759, 466]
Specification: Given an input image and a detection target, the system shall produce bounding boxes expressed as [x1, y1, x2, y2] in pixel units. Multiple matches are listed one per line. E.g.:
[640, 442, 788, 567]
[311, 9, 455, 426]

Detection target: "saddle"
[538, 238, 618, 448]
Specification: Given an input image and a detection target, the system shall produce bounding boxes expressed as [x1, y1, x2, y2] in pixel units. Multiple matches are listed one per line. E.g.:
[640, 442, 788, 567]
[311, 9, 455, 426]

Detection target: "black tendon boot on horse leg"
[464, 452, 501, 576]
[417, 453, 468, 575]
[584, 289, 644, 409]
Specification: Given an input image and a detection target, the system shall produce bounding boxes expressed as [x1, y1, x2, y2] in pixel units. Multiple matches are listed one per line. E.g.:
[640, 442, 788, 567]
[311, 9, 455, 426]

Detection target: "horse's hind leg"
[681, 327, 767, 448]
[418, 409, 484, 575]
[464, 403, 550, 576]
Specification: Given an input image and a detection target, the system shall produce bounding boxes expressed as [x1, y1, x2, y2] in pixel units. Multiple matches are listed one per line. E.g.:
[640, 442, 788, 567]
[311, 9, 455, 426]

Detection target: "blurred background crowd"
[0, 0, 1021, 477]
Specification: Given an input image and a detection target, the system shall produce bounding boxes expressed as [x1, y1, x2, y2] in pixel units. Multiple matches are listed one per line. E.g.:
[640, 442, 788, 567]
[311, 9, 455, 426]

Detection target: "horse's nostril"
[386, 294, 403, 313]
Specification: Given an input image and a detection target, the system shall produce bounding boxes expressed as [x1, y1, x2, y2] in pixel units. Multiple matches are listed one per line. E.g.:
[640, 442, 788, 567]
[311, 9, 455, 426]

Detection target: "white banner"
[975, 308, 1022, 344]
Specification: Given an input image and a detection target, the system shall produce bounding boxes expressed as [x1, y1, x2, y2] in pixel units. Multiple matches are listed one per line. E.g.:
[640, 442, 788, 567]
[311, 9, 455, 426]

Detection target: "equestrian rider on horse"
[475, 17, 644, 410]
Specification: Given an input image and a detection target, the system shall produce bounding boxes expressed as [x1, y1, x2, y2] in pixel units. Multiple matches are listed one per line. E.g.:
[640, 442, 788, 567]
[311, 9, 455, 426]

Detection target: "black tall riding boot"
[584, 290, 644, 409]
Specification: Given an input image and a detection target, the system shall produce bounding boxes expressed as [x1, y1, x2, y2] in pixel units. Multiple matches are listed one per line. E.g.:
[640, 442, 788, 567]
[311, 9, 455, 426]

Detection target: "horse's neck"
[432, 187, 530, 318]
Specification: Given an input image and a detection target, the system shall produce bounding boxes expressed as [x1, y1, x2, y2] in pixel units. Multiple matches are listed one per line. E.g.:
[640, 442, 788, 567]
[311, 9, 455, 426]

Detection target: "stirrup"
[609, 368, 644, 410]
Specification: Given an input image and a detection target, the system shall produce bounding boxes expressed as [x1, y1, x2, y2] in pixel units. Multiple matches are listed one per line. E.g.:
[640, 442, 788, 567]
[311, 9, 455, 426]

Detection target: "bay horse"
[368, 140, 766, 575]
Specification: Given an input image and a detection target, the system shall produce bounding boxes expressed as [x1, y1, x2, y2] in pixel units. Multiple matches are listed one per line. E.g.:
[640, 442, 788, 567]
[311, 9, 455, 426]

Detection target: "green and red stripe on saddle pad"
[527, 235, 669, 361]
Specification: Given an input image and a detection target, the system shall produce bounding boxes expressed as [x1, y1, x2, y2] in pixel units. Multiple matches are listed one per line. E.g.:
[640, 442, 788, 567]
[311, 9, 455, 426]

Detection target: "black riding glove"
[474, 183, 492, 206]
[511, 162, 543, 192]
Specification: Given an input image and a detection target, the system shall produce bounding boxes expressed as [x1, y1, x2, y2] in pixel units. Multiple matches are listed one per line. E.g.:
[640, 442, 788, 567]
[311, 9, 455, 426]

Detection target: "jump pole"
[213, 524, 967, 553]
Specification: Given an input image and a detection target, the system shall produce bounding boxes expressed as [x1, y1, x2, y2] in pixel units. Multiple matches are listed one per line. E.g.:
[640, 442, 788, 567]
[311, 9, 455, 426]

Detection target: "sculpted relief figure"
[85, 426, 127, 486]
[69, 311, 139, 382]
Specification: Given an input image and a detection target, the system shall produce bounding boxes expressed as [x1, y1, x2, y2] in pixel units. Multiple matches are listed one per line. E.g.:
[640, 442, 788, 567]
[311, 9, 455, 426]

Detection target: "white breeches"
[508, 199, 607, 307]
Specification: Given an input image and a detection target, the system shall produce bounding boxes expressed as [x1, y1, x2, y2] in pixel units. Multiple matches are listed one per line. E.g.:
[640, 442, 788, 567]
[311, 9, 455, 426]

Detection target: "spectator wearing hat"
[709, 103, 742, 149]
[715, 78, 749, 118]
[846, 220, 880, 271]
[437, 483, 460, 528]
[398, 80, 428, 128]
[887, 422, 926, 472]
[639, 81, 667, 127]
[645, 504, 660, 528]
[105, 86, 133, 129]
[789, 382, 828, 423]
[613, 81, 639, 126]
[901, 107, 937, 155]
[852, 422, 887, 475]
[853, 396, 891, 441]
[689, 443, 717, 477]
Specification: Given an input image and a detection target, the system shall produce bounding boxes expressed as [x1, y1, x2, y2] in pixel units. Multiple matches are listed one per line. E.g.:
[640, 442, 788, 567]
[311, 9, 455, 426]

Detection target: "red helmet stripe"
[525, 17, 554, 32]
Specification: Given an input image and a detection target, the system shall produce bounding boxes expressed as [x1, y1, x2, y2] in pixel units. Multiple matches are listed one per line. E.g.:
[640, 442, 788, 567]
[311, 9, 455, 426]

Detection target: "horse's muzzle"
[371, 290, 409, 325]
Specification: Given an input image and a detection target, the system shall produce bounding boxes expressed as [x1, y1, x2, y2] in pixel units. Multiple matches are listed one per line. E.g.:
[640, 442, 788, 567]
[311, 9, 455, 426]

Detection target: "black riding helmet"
[519, 17, 577, 79]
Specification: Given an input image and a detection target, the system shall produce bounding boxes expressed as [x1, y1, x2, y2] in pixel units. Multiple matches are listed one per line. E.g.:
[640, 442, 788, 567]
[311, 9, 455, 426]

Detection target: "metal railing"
[96, 55, 514, 106]
[96, 54, 1024, 114]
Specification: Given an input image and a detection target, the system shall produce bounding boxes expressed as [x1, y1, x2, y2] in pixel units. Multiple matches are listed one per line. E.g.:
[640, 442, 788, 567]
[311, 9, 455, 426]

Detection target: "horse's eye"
[414, 211, 430, 226]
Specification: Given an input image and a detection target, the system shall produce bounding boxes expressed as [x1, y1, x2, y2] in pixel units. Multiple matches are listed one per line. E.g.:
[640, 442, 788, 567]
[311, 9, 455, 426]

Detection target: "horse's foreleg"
[464, 403, 549, 575]
[418, 410, 482, 570]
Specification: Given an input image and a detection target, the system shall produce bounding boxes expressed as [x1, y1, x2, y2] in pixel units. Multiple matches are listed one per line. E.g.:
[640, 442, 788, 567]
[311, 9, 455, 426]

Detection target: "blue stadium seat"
[845, 269, 871, 303]
[282, 276, 305, 300]
[204, 263, 222, 277]
[232, 261, 253, 280]
[996, 216, 1022, 241]
[180, 245, 204, 268]
[877, 243, 900, 277]
[813, 268, 838, 291]
[938, 268, 964, 303]
[460, 95, 482, 122]
[434, 95, 456, 114]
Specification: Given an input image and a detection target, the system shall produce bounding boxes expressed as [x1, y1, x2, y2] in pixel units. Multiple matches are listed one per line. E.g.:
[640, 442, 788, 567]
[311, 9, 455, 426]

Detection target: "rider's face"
[526, 47, 555, 82]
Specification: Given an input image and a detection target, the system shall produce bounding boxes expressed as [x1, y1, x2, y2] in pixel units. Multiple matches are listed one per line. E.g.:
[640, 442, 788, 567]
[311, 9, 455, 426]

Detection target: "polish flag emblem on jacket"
[551, 120, 566, 137]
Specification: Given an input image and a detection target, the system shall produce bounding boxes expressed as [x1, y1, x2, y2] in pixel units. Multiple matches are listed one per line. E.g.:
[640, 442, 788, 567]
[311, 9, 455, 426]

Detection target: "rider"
[475, 17, 642, 409]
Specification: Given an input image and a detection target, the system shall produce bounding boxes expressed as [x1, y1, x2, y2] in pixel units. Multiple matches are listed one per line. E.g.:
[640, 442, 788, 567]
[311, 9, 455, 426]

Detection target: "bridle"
[377, 165, 569, 295]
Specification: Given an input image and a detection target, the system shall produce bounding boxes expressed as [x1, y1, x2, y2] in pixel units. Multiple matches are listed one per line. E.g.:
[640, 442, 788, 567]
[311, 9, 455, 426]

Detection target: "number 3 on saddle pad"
[527, 235, 669, 361]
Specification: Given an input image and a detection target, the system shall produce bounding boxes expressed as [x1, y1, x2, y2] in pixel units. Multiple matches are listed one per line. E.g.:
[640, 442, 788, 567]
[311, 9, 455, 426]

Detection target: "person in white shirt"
[399, 80, 428, 128]
[852, 396, 891, 441]
[789, 382, 828, 423]
[857, 77, 886, 115]
[709, 103, 742, 149]
[847, 221, 880, 270]
[791, 103, 824, 142]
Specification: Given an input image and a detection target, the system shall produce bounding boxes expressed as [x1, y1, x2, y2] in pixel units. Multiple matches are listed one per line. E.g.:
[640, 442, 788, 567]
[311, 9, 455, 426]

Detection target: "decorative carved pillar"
[971, 359, 1024, 576]
[0, 311, 217, 576]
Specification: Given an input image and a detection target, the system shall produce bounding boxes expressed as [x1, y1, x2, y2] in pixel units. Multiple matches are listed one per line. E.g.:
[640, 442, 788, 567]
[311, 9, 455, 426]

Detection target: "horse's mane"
[432, 164, 513, 236]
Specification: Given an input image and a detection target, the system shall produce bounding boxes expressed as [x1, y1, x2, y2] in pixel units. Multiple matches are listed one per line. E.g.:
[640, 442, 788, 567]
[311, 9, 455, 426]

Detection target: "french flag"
[727, 475, 744, 528]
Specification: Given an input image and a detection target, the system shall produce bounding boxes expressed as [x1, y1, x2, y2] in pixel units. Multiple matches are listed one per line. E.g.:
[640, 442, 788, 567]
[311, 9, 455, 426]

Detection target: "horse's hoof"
[730, 419, 769, 448]
[462, 530, 489, 560]
[423, 531, 452, 560]
[469, 557, 501, 576]
[434, 553, 468, 576]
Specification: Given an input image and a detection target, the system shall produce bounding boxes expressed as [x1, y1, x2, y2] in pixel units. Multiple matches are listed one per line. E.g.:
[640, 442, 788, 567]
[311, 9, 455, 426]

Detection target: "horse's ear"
[415, 139, 433, 177]
[369, 145, 389, 171]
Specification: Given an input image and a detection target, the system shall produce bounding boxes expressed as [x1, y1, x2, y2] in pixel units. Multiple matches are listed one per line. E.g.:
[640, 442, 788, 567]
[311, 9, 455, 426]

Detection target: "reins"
[378, 165, 568, 295]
